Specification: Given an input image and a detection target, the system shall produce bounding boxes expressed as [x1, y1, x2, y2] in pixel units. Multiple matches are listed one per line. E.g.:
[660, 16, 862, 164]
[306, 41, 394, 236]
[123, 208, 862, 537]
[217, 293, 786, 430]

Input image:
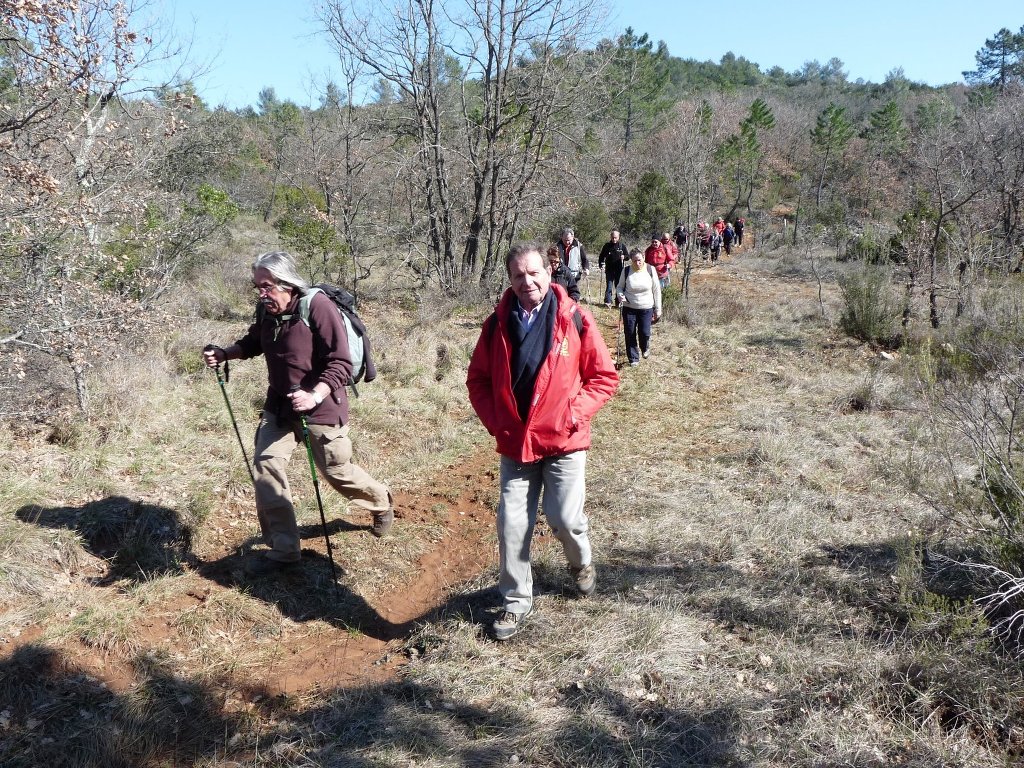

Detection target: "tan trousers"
[253, 412, 390, 562]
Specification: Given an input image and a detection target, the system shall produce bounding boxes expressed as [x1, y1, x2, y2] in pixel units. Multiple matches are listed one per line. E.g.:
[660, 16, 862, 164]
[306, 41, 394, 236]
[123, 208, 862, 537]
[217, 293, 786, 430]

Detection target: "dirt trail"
[9, 254, 796, 697]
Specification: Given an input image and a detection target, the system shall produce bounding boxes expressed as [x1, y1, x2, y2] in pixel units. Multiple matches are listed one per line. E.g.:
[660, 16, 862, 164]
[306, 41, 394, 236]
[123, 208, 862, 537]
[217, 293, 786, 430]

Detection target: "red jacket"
[645, 242, 670, 278]
[467, 284, 618, 463]
[660, 238, 678, 266]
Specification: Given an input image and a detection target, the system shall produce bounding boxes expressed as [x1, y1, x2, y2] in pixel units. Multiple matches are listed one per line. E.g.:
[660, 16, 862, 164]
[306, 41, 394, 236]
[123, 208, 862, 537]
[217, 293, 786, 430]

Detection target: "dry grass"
[1, 246, 1022, 766]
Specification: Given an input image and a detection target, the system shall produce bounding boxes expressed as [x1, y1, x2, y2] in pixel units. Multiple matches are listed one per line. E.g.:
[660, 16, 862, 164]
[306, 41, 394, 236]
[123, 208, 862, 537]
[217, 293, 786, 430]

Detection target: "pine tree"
[963, 26, 1024, 92]
[810, 102, 855, 207]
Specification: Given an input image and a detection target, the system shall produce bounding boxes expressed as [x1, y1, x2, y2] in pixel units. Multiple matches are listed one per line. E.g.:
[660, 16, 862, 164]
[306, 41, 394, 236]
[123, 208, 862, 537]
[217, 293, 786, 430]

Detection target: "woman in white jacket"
[616, 249, 662, 366]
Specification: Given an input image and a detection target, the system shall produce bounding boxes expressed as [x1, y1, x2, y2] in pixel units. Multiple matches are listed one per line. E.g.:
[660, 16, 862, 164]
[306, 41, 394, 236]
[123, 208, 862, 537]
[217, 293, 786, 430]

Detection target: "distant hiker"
[673, 222, 688, 251]
[696, 221, 711, 258]
[644, 233, 671, 289]
[598, 229, 629, 307]
[203, 251, 394, 578]
[723, 222, 735, 256]
[714, 217, 726, 236]
[547, 245, 581, 302]
[735, 217, 745, 246]
[467, 243, 618, 640]
[616, 248, 662, 366]
[556, 227, 589, 282]
[661, 232, 679, 283]
[709, 229, 723, 264]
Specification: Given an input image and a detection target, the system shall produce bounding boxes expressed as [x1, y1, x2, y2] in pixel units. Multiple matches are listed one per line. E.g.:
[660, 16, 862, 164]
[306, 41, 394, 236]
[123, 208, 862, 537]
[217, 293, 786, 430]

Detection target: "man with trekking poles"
[203, 251, 393, 578]
[467, 243, 618, 640]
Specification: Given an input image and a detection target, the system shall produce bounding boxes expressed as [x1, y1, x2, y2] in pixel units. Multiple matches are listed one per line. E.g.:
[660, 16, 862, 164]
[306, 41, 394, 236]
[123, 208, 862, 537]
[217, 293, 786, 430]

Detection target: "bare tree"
[318, 0, 602, 290]
[0, 1, 199, 414]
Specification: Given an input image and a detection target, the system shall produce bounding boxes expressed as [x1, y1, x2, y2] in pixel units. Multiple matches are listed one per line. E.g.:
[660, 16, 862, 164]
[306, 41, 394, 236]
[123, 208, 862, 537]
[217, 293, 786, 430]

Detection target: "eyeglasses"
[253, 282, 287, 296]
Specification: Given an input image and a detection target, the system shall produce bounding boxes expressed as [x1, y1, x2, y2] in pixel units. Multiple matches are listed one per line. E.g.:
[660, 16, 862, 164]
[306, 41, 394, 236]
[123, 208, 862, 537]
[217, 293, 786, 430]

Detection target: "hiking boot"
[245, 555, 298, 578]
[572, 563, 597, 596]
[371, 505, 394, 538]
[492, 607, 533, 641]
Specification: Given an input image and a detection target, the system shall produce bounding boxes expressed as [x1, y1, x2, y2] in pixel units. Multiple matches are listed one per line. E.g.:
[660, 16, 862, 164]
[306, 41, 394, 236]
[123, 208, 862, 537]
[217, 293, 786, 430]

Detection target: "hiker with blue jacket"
[203, 251, 393, 577]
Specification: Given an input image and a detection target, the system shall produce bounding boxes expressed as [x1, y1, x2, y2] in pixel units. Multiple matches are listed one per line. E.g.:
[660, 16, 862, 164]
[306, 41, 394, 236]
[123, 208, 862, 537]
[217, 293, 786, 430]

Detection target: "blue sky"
[164, 0, 1021, 109]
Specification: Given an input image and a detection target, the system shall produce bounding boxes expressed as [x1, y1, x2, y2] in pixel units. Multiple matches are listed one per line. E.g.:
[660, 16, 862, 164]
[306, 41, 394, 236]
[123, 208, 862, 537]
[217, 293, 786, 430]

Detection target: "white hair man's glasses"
[253, 282, 288, 296]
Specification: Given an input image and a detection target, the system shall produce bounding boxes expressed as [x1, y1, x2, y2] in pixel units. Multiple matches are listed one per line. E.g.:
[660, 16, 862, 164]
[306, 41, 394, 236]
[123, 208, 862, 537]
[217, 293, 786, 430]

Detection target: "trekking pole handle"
[203, 344, 228, 380]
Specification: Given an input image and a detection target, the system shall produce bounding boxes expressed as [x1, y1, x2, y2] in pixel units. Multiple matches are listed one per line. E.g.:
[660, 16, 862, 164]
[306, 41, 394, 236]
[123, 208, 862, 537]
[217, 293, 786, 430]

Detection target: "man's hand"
[202, 345, 225, 368]
[288, 389, 323, 413]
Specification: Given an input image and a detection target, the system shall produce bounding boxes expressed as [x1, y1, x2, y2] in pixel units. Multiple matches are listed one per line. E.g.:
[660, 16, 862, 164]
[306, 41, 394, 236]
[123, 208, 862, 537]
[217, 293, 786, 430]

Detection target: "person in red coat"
[467, 243, 618, 640]
[644, 234, 671, 289]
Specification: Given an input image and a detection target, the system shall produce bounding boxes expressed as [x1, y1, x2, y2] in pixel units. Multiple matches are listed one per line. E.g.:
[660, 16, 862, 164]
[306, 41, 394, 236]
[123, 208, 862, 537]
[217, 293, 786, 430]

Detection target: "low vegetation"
[2, 232, 1023, 766]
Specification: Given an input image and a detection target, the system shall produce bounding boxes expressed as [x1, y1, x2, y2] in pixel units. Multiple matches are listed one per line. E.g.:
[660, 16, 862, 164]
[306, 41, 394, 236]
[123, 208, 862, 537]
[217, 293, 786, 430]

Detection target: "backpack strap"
[296, 287, 320, 327]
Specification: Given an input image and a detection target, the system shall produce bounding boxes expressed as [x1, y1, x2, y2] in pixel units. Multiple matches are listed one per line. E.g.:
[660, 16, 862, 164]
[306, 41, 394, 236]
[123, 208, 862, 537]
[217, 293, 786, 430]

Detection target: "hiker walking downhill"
[467, 243, 618, 640]
[616, 249, 662, 366]
[598, 229, 629, 308]
[203, 251, 394, 577]
[735, 217, 745, 246]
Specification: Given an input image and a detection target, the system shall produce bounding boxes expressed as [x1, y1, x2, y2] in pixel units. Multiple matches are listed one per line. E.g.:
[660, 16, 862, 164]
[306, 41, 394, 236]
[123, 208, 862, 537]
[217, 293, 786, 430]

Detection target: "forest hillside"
[1, 3, 1024, 766]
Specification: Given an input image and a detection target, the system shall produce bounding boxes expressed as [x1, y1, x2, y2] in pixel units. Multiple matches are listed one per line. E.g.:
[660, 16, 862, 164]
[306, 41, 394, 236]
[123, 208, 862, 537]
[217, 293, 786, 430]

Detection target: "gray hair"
[505, 241, 544, 274]
[560, 227, 574, 238]
[251, 251, 309, 292]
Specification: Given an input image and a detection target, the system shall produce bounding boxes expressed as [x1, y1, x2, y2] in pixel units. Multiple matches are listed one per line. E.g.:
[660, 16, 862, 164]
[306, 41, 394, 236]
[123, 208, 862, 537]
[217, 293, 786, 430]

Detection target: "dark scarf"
[508, 289, 557, 422]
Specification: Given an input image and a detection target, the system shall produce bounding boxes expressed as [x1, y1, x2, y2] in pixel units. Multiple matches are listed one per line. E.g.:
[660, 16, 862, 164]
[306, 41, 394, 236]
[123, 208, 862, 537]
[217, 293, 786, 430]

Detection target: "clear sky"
[163, 0, 1022, 109]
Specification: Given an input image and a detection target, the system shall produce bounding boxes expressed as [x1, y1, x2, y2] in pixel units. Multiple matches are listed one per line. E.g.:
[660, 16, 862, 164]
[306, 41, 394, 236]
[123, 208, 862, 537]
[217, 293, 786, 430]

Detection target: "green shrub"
[837, 263, 900, 346]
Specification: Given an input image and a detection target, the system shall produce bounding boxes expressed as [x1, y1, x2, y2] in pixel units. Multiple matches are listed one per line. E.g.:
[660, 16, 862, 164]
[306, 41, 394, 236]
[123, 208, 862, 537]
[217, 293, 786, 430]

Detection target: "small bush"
[837, 263, 900, 346]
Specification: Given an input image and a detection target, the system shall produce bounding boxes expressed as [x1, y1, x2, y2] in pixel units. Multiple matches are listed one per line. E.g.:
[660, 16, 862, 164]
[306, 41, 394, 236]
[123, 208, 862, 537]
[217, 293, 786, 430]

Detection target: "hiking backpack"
[299, 285, 377, 391]
[256, 284, 378, 394]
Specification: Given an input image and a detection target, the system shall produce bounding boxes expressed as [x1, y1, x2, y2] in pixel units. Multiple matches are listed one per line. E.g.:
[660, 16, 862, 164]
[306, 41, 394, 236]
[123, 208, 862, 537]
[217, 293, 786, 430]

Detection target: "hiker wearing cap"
[546, 245, 581, 302]
[556, 227, 589, 283]
[598, 230, 629, 308]
[616, 248, 662, 366]
[644, 234, 671, 289]
[203, 251, 394, 577]
[467, 243, 618, 640]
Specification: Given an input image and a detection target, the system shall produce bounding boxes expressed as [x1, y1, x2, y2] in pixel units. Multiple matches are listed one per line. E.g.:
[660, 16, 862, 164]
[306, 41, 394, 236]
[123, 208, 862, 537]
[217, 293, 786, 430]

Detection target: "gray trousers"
[497, 450, 591, 614]
[253, 412, 390, 562]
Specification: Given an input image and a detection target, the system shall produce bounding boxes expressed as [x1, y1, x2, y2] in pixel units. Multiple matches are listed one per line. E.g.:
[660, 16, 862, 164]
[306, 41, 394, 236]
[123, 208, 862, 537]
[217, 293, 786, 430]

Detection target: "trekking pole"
[293, 393, 341, 594]
[613, 306, 624, 370]
[204, 345, 255, 485]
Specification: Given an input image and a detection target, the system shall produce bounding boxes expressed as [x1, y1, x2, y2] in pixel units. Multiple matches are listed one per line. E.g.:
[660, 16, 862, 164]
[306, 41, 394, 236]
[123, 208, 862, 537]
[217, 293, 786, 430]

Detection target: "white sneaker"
[642, 350, 650, 359]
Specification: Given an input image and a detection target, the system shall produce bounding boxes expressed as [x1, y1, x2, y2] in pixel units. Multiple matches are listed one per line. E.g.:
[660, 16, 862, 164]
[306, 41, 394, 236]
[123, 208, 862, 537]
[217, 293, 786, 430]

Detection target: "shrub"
[837, 263, 900, 346]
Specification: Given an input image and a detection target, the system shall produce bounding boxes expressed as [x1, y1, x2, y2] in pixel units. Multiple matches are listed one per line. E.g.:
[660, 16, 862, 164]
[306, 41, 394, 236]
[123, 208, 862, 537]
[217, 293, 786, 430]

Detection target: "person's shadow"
[15, 496, 402, 641]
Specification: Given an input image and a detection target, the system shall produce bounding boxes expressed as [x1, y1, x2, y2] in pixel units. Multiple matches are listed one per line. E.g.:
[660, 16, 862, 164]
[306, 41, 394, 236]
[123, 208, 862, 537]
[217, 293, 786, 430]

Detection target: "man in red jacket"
[467, 243, 618, 640]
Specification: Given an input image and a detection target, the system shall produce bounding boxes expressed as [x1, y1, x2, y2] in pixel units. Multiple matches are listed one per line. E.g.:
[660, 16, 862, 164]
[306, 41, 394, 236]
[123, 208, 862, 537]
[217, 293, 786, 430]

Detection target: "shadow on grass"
[14, 497, 404, 641]
[600, 538, 914, 640]
[0, 641, 742, 767]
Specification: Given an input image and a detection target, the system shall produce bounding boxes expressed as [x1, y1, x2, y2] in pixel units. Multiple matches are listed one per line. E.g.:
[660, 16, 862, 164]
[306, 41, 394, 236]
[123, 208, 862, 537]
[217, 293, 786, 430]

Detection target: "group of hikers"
[203, 220, 745, 640]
